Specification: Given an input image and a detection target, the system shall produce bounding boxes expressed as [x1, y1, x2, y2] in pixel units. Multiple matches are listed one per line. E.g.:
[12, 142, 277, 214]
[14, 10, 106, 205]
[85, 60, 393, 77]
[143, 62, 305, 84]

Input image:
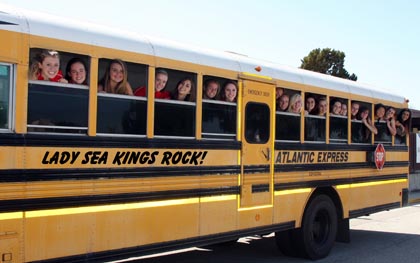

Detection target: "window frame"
[201, 98, 237, 141]
[0, 62, 14, 132]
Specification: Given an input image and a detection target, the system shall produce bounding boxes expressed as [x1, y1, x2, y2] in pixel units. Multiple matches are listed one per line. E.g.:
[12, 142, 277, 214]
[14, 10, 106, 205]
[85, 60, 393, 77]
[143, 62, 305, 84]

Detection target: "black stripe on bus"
[0, 186, 240, 213]
[274, 161, 409, 172]
[252, 184, 270, 193]
[0, 133, 241, 149]
[0, 165, 241, 182]
[9, 173, 404, 213]
[32, 221, 295, 263]
[349, 202, 400, 218]
[243, 164, 270, 174]
[275, 142, 408, 152]
[274, 173, 407, 191]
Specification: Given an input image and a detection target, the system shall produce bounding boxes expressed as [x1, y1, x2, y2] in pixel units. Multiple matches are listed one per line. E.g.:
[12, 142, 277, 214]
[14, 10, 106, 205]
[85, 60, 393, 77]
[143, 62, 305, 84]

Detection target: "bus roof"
[0, 4, 406, 104]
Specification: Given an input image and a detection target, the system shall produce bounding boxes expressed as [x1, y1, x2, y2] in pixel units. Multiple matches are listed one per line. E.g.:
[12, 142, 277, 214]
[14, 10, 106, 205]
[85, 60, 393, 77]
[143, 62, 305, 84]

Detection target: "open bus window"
[99, 58, 148, 94]
[329, 97, 348, 143]
[153, 68, 196, 137]
[351, 102, 372, 144]
[27, 49, 91, 134]
[29, 48, 90, 85]
[303, 92, 326, 142]
[276, 89, 301, 142]
[202, 75, 237, 140]
[0, 64, 11, 130]
[96, 58, 148, 136]
[395, 108, 410, 145]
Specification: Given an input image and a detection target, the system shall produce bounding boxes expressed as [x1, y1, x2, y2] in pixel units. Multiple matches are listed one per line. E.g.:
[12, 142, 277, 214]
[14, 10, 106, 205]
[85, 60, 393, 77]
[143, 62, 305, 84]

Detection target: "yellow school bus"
[0, 4, 409, 262]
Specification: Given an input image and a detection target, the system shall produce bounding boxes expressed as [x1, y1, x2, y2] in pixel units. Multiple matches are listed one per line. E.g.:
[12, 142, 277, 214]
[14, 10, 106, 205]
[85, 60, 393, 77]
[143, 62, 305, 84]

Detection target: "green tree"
[300, 48, 357, 81]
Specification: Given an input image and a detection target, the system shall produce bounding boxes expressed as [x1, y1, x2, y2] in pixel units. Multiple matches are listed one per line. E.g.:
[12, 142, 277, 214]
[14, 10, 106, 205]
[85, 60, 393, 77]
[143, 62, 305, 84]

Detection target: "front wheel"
[298, 194, 337, 260]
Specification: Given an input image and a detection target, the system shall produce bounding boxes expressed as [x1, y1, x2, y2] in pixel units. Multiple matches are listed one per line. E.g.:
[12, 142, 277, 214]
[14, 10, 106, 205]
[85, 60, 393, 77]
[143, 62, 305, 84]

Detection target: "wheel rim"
[312, 208, 331, 245]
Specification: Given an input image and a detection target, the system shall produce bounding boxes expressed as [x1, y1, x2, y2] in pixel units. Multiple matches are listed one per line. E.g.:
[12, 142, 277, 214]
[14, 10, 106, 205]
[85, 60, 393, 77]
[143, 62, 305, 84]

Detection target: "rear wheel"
[298, 194, 337, 259]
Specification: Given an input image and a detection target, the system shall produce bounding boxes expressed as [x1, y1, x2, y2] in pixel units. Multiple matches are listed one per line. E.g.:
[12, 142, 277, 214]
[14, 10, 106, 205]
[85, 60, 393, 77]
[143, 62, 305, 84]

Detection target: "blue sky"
[2, 0, 419, 109]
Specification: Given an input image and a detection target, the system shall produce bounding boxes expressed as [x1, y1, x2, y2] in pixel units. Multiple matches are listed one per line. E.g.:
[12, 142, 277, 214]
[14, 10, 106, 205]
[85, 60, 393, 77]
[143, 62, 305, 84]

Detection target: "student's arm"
[387, 118, 397, 136]
[363, 118, 378, 135]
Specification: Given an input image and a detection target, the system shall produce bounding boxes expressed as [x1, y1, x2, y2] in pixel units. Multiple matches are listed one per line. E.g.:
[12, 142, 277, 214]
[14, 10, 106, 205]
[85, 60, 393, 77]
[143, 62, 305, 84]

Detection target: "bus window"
[304, 93, 326, 142]
[97, 59, 148, 136]
[305, 115, 326, 142]
[202, 76, 237, 140]
[330, 97, 348, 143]
[395, 108, 411, 145]
[374, 104, 392, 144]
[276, 89, 301, 141]
[27, 49, 89, 133]
[154, 68, 196, 137]
[351, 102, 373, 144]
[28, 82, 89, 133]
[0, 63, 11, 130]
[245, 102, 269, 143]
[374, 120, 392, 144]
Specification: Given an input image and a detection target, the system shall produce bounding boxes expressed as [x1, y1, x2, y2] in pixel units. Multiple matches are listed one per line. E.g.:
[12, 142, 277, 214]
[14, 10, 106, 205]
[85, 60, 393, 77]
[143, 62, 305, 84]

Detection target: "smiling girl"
[29, 50, 68, 83]
[98, 59, 133, 95]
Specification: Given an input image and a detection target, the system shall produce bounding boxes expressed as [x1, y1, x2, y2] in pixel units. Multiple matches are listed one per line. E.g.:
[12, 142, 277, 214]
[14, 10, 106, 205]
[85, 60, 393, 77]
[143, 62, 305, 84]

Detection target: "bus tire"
[298, 194, 337, 260]
[275, 229, 300, 257]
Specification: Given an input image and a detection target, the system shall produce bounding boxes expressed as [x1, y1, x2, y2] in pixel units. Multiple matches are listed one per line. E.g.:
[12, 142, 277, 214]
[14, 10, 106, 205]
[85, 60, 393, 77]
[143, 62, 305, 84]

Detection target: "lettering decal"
[275, 151, 349, 164]
[41, 150, 208, 166]
[247, 89, 270, 97]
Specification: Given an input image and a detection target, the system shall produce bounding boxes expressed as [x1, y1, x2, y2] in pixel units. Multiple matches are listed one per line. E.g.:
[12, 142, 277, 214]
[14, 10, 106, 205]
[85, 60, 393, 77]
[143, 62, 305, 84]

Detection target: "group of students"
[29, 50, 411, 143]
[202, 79, 238, 102]
[29, 49, 238, 102]
[275, 88, 303, 113]
[275, 87, 411, 143]
[29, 49, 88, 85]
[276, 88, 349, 117]
[353, 102, 410, 139]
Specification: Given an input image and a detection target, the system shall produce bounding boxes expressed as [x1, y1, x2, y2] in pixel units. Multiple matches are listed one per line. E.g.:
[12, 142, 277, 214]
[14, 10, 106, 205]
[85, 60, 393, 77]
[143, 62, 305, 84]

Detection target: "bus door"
[240, 79, 275, 208]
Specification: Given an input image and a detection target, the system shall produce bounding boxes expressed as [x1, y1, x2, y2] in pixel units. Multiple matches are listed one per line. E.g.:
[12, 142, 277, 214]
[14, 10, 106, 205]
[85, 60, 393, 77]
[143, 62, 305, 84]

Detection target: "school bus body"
[0, 4, 409, 262]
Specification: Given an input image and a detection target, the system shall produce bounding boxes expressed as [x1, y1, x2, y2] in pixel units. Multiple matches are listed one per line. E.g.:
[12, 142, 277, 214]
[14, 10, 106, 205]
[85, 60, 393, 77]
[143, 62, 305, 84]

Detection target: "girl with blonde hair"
[29, 49, 68, 83]
[288, 93, 302, 113]
[98, 59, 133, 95]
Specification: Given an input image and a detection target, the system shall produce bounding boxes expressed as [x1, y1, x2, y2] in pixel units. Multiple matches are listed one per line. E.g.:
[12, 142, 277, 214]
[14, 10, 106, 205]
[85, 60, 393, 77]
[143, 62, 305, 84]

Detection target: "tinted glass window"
[154, 100, 195, 137]
[276, 112, 300, 141]
[375, 121, 392, 144]
[0, 64, 11, 129]
[245, 103, 269, 143]
[97, 94, 146, 135]
[330, 115, 347, 143]
[351, 120, 371, 144]
[305, 116, 326, 142]
[27, 82, 88, 133]
[202, 101, 236, 140]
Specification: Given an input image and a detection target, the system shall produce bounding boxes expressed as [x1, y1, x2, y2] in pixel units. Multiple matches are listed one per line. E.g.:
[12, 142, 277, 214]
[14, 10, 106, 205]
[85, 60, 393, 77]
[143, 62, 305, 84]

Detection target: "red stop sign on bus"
[374, 143, 386, 170]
